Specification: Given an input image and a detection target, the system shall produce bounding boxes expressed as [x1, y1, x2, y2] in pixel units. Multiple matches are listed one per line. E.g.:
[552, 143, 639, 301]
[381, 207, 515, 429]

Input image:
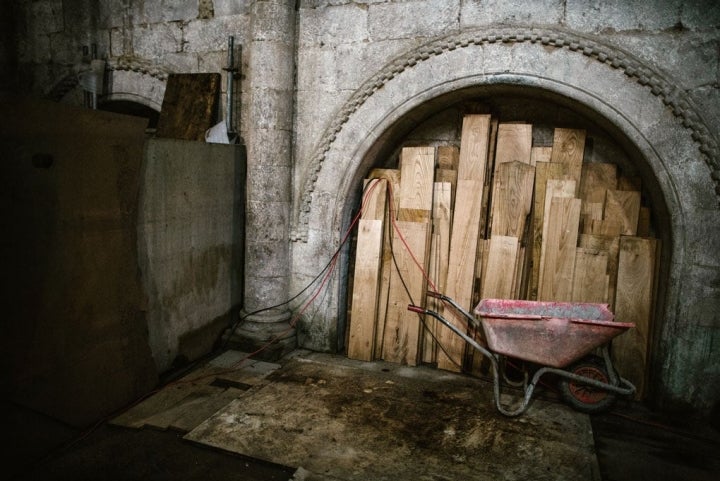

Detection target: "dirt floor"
[5, 350, 720, 481]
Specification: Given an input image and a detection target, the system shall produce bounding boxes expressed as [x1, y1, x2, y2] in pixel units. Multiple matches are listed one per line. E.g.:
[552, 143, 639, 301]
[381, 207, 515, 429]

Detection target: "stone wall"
[3, 0, 719, 416]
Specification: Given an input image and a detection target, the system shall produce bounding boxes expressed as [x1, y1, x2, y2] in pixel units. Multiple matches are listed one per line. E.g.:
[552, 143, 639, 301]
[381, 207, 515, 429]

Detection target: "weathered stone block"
[184, 15, 250, 53]
[248, 88, 294, 131]
[132, 22, 183, 58]
[564, 0, 682, 32]
[214, 0, 252, 17]
[246, 165, 292, 203]
[368, 1, 460, 41]
[298, 3, 368, 47]
[460, 0, 564, 27]
[131, 0, 197, 24]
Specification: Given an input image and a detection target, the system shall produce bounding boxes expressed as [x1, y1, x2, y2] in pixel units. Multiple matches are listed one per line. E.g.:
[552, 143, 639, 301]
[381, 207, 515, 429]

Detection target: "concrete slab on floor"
[185, 351, 600, 481]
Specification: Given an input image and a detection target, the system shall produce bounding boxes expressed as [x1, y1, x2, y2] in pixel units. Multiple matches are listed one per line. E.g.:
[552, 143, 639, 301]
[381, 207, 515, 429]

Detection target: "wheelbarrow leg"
[408, 305, 539, 417]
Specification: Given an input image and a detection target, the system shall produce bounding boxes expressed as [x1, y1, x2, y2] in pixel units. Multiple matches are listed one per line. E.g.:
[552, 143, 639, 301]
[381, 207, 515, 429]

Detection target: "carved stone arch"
[103, 58, 169, 112]
[292, 26, 719, 242]
[291, 27, 720, 413]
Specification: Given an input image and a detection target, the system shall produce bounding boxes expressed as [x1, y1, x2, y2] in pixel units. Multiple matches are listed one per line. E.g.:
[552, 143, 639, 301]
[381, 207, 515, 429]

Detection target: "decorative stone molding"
[291, 26, 720, 242]
[106, 56, 170, 81]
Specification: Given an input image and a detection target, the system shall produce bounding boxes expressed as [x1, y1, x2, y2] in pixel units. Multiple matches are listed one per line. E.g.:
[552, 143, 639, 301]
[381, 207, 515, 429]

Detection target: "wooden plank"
[156, 73, 221, 141]
[537, 179, 577, 297]
[422, 182, 452, 364]
[367, 170, 401, 358]
[537, 197, 581, 301]
[637, 206, 651, 237]
[571, 247, 609, 303]
[437, 180, 484, 372]
[581, 202, 604, 234]
[590, 219, 623, 237]
[457, 114, 491, 182]
[578, 233, 621, 309]
[529, 162, 569, 300]
[481, 236, 519, 299]
[530, 146, 553, 166]
[422, 231, 441, 364]
[617, 175, 642, 192]
[347, 219, 385, 361]
[612, 236, 658, 400]
[361, 178, 387, 221]
[435, 168, 457, 208]
[382, 221, 430, 366]
[550, 128, 586, 194]
[143, 385, 244, 432]
[489, 161, 535, 238]
[604, 189, 641, 236]
[437, 145, 459, 170]
[397, 146, 435, 222]
[479, 117, 499, 238]
[580, 162, 617, 204]
[368, 168, 401, 219]
[494, 123, 533, 171]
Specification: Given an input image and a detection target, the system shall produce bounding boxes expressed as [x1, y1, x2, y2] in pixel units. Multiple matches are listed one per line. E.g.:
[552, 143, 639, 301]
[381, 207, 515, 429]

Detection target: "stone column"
[227, 0, 296, 358]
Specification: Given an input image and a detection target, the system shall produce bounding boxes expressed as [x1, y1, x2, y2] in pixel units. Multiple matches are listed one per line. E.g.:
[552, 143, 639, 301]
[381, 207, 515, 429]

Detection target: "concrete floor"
[6, 349, 720, 481]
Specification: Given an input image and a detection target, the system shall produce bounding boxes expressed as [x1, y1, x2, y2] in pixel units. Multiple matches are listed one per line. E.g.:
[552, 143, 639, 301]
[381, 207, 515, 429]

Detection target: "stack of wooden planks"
[346, 115, 659, 399]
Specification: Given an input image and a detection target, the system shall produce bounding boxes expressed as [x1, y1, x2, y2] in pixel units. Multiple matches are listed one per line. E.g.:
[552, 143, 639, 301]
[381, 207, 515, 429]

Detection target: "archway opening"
[340, 85, 671, 404]
[98, 99, 160, 129]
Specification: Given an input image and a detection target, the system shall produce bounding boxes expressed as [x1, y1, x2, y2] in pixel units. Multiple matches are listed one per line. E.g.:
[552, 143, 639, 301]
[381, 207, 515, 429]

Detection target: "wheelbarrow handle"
[423, 291, 480, 328]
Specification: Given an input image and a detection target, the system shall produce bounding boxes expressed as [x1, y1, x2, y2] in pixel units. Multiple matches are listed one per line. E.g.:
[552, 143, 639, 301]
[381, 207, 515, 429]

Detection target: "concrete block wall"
[138, 139, 245, 373]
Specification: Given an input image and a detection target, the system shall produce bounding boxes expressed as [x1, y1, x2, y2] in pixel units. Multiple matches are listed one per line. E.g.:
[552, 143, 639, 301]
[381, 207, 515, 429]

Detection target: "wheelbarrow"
[408, 292, 636, 417]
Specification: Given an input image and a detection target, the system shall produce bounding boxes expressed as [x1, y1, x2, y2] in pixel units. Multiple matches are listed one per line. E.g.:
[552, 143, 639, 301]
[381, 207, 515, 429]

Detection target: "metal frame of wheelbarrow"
[408, 293, 636, 417]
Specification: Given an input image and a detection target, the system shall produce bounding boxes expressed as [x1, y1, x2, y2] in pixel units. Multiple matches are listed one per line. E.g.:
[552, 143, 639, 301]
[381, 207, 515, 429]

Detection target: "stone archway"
[291, 27, 719, 414]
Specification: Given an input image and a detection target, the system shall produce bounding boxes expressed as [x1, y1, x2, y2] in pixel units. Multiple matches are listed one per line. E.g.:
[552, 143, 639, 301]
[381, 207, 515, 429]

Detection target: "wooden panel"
[435, 168, 457, 208]
[347, 219, 385, 361]
[437, 180, 484, 372]
[581, 202, 604, 234]
[382, 221, 430, 366]
[368, 170, 401, 358]
[637, 207, 651, 237]
[550, 128, 586, 194]
[571, 247, 609, 303]
[397, 147, 435, 222]
[612, 236, 658, 400]
[578, 234, 621, 309]
[479, 118, 498, 239]
[538, 197, 581, 301]
[368, 168, 401, 219]
[458, 114, 491, 182]
[489, 161, 535, 238]
[537, 179, 577, 296]
[494, 123, 533, 171]
[422, 183, 452, 364]
[590, 219, 623, 237]
[530, 146, 553, 166]
[437, 145, 459, 170]
[481, 236, 519, 299]
[156, 73, 221, 141]
[604, 189, 641, 236]
[361, 179, 387, 221]
[580, 163, 617, 204]
[617, 175, 642, 192]
[529, 162, 569, 300]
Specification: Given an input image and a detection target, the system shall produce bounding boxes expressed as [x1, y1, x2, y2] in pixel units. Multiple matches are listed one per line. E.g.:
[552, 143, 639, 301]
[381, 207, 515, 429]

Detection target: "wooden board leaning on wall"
[346, 116, 658, 399]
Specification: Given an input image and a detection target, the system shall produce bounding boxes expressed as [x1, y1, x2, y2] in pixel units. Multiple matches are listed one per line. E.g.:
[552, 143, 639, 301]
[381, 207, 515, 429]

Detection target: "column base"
[222, 309, 297, 362]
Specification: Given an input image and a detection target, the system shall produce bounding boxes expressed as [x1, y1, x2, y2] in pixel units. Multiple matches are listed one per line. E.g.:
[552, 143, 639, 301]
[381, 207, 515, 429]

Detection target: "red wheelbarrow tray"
[473, 299, 635, 369]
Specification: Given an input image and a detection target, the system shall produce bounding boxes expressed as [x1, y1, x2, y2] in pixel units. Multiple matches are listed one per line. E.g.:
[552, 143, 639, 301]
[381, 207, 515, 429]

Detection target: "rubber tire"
[559, 356, 617, 414]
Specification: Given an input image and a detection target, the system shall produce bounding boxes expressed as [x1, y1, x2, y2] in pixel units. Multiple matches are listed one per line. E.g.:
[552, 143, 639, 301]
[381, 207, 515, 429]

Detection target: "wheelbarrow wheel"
[559, 356, 617, 414]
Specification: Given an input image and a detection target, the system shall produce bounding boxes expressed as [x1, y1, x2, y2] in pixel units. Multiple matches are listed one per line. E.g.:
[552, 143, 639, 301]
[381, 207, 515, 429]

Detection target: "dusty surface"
[186, 352, 599, 481]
